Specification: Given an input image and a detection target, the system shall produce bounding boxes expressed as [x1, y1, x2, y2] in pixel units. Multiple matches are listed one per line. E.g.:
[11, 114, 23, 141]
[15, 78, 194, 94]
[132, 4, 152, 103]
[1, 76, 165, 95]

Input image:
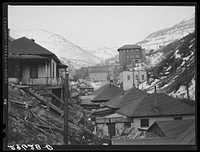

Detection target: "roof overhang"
[8, 54, 49, 60]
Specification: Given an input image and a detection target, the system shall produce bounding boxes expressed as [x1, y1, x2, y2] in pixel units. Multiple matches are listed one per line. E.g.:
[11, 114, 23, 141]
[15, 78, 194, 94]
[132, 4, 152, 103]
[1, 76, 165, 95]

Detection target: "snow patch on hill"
[9, 29, 103, 71]
[82, 45, 118, 61]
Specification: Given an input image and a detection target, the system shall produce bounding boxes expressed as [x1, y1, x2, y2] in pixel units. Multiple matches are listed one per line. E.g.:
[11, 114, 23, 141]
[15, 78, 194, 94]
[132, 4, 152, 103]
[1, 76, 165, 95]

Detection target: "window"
[174, 116, 182, 120]
[135, 75, 138, 79]
[30, 64, 38, 78]
[135, 60, 138, 63]
[140, 119, 149, 127]
[124, 122, 131, 128]
[127, 75, 130, 80]
[8, 61, 20, 78]
[142, 75, 145, 80]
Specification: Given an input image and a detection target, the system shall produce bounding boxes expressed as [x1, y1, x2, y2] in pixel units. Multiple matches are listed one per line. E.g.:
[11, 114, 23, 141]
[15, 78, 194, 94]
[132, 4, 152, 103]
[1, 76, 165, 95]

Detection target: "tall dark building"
[118, 44, 146, 71]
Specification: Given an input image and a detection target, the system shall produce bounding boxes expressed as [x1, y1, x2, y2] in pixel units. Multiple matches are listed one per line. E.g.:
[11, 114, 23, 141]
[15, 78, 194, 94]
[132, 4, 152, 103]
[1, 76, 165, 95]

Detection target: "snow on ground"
[174, 49, 181, 59]
[169, 78, 195, 101]
[188, 78, 195, 100]
[139, 79, 160, 93]
[165, 66, 171, 72]
[146, 52, 164, 68]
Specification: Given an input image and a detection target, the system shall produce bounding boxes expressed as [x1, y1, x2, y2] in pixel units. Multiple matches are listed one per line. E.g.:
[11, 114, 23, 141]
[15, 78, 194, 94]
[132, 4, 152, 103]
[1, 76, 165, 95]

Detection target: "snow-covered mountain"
[136, 13, 195, 52]
[9, 29, 103, 71]
[82, 45, 118, 61]
[140, 32, 195, 101]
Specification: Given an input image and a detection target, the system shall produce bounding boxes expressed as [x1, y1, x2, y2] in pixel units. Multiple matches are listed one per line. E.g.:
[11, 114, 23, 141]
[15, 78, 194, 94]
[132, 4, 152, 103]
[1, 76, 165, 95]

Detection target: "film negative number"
[7, 144, 53, 150]
[7, 145, 15, 150]
[21, 144, 28, 150]
[44, 144, 53, 150]
[35, 144, 41, 150]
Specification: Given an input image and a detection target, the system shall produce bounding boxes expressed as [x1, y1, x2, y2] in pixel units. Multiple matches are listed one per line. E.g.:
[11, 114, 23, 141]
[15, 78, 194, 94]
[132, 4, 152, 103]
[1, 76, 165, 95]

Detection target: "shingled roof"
[9, 37, 53, 55]
[118, 44, 141, 50]
[174, 123, 195, 144]
[116, 93, 195, 117]
[91, 84, 122, 102]
[103, 87, 148, 109]
[147, 119, 195, 138]
[8, 37, 61, 63]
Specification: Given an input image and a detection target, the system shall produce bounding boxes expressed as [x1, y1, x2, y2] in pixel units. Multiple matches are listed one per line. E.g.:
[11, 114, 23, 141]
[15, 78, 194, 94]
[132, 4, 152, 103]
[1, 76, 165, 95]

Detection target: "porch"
[8, 54, 67, 86]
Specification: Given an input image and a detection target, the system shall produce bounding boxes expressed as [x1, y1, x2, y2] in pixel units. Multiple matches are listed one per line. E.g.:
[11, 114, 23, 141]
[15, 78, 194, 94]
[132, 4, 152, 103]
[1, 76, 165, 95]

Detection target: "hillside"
[140, 32, 196, 101]
[9, 29, 103, 70]
[136, 13, 195, 52]
[8, 83, 109, 145]
[82, 45, 118, 61]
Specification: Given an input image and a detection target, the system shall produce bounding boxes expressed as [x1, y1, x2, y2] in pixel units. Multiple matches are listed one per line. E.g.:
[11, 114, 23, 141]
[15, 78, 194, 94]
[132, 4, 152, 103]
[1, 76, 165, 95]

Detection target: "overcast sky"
[8, 5, 195, 48]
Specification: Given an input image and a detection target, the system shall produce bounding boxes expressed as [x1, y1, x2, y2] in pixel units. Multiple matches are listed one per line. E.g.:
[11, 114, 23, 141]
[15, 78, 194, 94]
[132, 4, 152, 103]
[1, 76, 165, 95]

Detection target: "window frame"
[30, 64, 38, 79]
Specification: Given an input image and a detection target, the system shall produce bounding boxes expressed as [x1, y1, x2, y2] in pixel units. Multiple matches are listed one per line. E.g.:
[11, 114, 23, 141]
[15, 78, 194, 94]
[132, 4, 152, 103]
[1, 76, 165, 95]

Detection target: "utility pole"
[63, 71, 69, 145]
[184, 60, 190, 100]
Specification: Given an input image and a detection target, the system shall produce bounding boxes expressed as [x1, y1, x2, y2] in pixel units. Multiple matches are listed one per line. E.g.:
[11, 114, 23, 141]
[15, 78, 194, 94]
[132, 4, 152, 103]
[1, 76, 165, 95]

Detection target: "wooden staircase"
[24, 79, 65, 116]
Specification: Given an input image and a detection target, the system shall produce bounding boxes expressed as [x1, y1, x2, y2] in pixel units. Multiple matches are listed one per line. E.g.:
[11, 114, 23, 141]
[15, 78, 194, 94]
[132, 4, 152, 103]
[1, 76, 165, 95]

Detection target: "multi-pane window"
[30, 64, 38, 79]
[135, 60, 138, 63]
[127, 75, 130, 80]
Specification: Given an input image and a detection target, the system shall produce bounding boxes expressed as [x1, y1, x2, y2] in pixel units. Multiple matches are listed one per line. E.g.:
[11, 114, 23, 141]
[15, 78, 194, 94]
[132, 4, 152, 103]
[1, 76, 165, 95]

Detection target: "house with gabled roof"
[78, 81, 94, 95]
[93, 86, 195, 138]
[112, 119, 195, 145]
[8, 37, 67, 85]
[91, 81, 122, 103]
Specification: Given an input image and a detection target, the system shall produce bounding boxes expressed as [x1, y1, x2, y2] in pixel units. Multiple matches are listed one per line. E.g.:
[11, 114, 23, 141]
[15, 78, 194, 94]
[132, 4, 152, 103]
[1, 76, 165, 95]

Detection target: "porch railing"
[28, 77, 63, 86]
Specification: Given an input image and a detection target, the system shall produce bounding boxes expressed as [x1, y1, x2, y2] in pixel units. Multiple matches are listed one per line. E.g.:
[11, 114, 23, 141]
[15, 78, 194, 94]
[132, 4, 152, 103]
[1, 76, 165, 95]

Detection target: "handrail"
[30, 79, 64, 105]
[29, 77, 62, 86]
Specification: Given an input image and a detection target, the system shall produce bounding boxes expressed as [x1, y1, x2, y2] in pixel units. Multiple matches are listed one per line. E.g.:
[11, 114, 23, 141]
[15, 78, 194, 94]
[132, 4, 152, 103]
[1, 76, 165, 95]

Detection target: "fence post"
[63, 73, 69, 145]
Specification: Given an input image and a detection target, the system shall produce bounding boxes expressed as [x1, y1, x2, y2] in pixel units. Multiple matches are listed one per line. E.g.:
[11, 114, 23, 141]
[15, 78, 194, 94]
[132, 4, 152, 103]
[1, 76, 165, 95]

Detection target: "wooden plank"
[28, 89, 63, 116]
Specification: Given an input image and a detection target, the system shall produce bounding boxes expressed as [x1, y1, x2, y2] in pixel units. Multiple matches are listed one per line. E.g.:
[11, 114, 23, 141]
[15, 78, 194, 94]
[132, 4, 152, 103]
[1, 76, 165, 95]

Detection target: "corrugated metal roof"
[118, 44, 141, 50]
[9, 37, 54, 55]
[117, 93, 195, 117]
[147, 119, 195, 138]
[92, 84, 122, 102]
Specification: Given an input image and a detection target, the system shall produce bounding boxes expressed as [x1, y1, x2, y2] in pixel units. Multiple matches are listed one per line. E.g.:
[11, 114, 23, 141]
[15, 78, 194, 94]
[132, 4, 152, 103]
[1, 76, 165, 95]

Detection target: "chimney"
[31, 39, 35, 42]
[153, 86, 159, 112]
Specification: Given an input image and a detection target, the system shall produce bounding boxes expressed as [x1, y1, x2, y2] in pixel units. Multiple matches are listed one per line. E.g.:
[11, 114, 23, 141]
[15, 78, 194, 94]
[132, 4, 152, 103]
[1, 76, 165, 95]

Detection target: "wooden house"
[112, 119, 195, 145]
[78, 81, 94, 95]
[93, 87, 195, 138]
[8, 37, 67, 86]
